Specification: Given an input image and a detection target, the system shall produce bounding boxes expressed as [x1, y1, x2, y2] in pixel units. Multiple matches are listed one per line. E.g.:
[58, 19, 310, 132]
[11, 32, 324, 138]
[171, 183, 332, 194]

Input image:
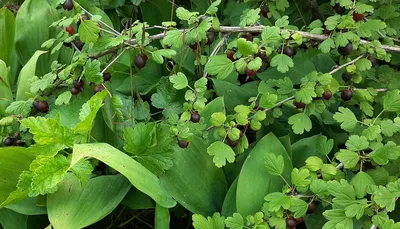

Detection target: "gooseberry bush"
[1, 0, 400, 228]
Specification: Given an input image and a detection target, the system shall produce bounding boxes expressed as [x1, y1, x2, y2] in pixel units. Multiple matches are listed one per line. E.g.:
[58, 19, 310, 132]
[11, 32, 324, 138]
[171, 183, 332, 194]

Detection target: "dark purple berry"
[323, 90, 333, 100]
[261, 5, 269, 17]
[286, 218, 297, 228]
[190, 111, 200, 123]
[103, 72, 111, 81]
[73, 40, 84, 51]
[73, 80, 84, 89]
[227, 50, 235, 61]
[178, 140, 189, 148]
[368, 56, 377, 67]
[206, 32, 214, 46]
[16, 140, 25, 147]
[245, 68, 257, 77]
[70, 87, 81, 95]
[227, 138, 238, 148]
[341, 89, 353, 101]
[338, 43, 353, 56]
[135, 54, 147, 70]
[63, 0, 74, 11]
[93, 84, 105, 94]
[37, 101, 49, 113]
[307, 202, 317, 214]
[342, 72, 353, 82]
[333, 4, 346, 15]
[242, 32, 253, 41]
[4, 137, 15, 146]
[295, 101, 306, 109]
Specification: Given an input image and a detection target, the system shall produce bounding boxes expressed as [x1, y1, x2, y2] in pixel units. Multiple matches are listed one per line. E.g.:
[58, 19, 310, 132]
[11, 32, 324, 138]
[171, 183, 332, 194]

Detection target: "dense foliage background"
[1, 0, 400, 228]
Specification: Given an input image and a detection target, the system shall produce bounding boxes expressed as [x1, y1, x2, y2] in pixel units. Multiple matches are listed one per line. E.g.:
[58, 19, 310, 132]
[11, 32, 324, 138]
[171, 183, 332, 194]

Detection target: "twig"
[89, 46, 120, 59]
[71, 42, 81, 53]
[125, 26, 400, 52]
[364, 17, 400, 43]
[329, 54, 365, 75]
[101, 48, 129, 74]
[99, 27, 120, 37]
[336, 162, 344, 170]
[80, 6, 122, 36]
[203, 34, 230, 77]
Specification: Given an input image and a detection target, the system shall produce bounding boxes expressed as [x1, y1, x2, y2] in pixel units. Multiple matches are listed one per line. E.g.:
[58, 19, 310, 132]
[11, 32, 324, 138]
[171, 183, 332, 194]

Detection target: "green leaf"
[355, 58, 372, 71]
[16, 51, 47, 101]
[20, 116, 73, 146]
[55, 91, 72, 106]
[169, 72, 188, 90]
[264, 192, 291, 211]
[259, 93, 278, 109]
[152, 49, 177, 64]
[306, 156, 323, 172]
[369, 144, 399, 165]
[72, 143, 176, 208]
[84, 60, 103, 84]
[0, 147, 35, 208]
[69, 159, 93, 186]
[29, 155, 70, 196]
[192, 212, 225, 229]
[291, 168, 311, 188]
[336, 150, 360, 169]
[318, 38, 335, 53]
[151, 78, 185, 118]
[344, 201, 367, 220]
[155, 203, 170, 229]
[289, 197, 308, 218]
[327, 179, 355, 204]
[374, 186, 397, 212]
[78, 20, 100, 43]
[225, 213, 244, 229]
[207, 141, 236, 167]
[350, 171, 375, 199]
[321, 164, 337, 180]
[5, 99, 34, 117]
[380, 119, 399, 137]
[74, 91, 107, 134]
[316, 136, 334, 155]
[261, 26, 281, 44]
[163, 30, 183, 49]
[362, 125, 381, 141]
[176, 7, 198, 21]
[237, 133, 292, 216]
[345, 135, 369, 151]
[239, 9, 260, 27]
[264, 153, 284, 176]
[210, 112, 226, 127]
[0, 60, 12, 109]
[0, 8, 15, 65]
[205, 55, 234, 80]
[247, 57, 262, 71]
[382, 90, 400, 112]
[47, 174, 131, 229]
[237, 38, 258, 56]
[295, 86, 317, 104]
[270, 54, 294, 73]
[205, 0, 221, 15]
[333, 107, 358, 131]
[288, 113, 312, 134]
[275, 16, 289, 27]
[310, 179, 329, 198]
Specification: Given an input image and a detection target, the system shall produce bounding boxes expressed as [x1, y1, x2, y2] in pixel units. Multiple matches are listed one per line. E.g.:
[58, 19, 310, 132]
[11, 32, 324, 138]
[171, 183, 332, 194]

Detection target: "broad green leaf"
[47, 174, 131, 229]
[14, 0, 59, 75]
[169, 72, 188, 90]
[373, 186, 397, 212]
[237, 133, 292, 216]
[362, 125, 381, 141]
[55, 91, 72, 106]
[152, 49, 177, 64]
[29, 155, 70, 196]
[259, 93, 278, 109]
[261, 26, 281, 44]
[316, 136, 334, 156]
[69, 160, 93, 186]
[291, 168, 311, 188]
[151, 77, 185, 118]
[176, 7, 198, 21]
[4, 197, 46, 215]
[336, 150, 360, 169]
[78, 20, 100, 43]
[205, 55, 234, 80]
[207, 141, 236, 167]
[295, 86, 317, 104]
[270, 54, 294, 73]
[16, 50, 47, 101]
[205, 0, 222, 15]
[345, 135, 369, 151]
[163, 30, 183, 49]
[192, 212, 225, 229]
[0, 208, 27, 229]
[124, 122, 156, 154]
[84, 60, 103, 84]
[210, 112, 226, 127]
[237, 38, 257, 56]
[264, 153, 284, 176]
[72, 143, 177, 208]
[20, 116, 74, 146]
[225, 213, 244, 229]
[289, 197, 308, 218]
[333, 107, 358, 131]
[160, 136, 227, 216]
[369, 144, 399, 165]
[350, 171, 375, 199]
[0, 147, 35, 208]
[327, 180, 355, 206]
[264, 192, 291, 212]
[382, 90, 400, 112]
[288, 113, 312, 134]
[318, 38, 335, 53]
[310, 179, 329, 198]
[0, 8, 15, 65]
[239, 9, 260, 27]
[74, 90, 107, 134]
[306, 156, 323, 172]
[321, 164, 337, 180]
[155, 203, 170, 229]
[0, 60, 12, 109]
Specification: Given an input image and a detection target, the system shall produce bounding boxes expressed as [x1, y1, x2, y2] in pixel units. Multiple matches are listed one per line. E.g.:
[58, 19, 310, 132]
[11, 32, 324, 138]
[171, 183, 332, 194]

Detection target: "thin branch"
[329, 54, 365, 75]
[99, 27, 120, 37]
[80, 6, 122, 36]
[203, 34, 230, 77]
[125, 26, 400, 52]
[101, 48, 129, 74]
[89, 46, 120, 59]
